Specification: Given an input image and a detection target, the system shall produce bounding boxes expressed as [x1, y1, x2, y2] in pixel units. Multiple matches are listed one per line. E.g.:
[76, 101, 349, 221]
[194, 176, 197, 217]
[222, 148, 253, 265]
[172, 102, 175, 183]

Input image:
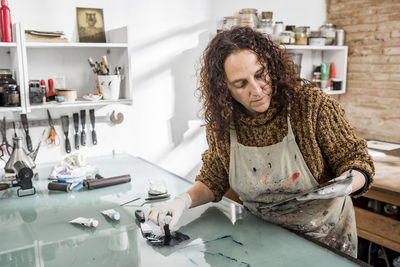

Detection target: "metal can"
[336, 29, 345, 46]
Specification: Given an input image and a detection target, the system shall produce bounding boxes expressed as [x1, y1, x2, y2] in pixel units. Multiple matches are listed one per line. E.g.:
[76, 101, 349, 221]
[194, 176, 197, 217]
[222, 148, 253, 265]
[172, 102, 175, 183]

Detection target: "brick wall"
[326, 0, 400, 143]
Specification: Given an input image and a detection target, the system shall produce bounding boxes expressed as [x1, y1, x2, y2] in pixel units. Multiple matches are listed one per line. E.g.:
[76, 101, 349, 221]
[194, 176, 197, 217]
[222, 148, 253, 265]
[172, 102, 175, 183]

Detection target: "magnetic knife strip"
[1, 116, 111, 131]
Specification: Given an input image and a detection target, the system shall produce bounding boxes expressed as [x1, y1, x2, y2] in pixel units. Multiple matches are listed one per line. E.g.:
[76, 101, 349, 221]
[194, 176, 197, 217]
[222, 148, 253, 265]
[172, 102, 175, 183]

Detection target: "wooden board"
[355, 207, 400, 253]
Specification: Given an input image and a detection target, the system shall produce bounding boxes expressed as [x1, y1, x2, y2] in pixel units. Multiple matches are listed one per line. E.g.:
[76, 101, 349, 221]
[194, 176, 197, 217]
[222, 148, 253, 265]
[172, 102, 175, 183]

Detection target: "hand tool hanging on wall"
[20, 114, 33, 152]
[89, 109, 97, 145]
[12, 122, 17, 137]
[80, 110, 86, 146]
[46, 109, 60, 146]
[73, 113, 79, 150]
[61, 115, 71, 154]
[0, 117, 12, 161]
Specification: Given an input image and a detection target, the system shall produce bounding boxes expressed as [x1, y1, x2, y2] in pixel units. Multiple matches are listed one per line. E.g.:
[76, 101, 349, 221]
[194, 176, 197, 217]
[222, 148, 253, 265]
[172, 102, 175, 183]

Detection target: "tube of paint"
[101, 209, 120, 221]
[69, 217, 99, 227]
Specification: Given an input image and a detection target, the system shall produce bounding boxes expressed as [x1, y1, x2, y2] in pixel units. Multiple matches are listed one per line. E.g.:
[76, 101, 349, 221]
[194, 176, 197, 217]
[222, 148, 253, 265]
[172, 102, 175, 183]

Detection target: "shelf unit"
[0, 23, 25, 113]
[0, 23, 132, 114]
[282, 45, 348, 95]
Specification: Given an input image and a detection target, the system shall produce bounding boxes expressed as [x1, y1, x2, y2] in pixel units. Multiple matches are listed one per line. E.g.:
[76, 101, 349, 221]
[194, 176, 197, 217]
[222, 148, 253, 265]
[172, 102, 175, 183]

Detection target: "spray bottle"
[0, 0, 12, 42]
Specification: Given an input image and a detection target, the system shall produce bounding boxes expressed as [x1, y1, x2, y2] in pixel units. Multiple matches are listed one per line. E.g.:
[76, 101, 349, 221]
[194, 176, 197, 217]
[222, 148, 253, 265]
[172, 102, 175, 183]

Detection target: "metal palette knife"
[73, 113, 79, 150]
[20, 114, 33, 152]
[61, 115, 71, 153]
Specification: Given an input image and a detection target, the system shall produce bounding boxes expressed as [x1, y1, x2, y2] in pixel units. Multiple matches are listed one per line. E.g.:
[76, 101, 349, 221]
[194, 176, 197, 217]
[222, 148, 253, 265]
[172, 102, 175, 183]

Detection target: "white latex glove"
[145, 192, 192, 232]
[296, 170, 354, 201]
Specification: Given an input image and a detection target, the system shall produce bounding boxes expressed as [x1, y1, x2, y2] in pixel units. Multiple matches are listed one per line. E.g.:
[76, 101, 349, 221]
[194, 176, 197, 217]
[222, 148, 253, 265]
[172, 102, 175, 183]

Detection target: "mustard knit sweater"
[195, 87, 375, 202]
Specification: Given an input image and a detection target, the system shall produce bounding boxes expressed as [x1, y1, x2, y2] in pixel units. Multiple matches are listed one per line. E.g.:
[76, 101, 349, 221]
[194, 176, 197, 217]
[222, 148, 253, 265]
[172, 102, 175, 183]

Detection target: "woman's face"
[224, 49, 272, 115]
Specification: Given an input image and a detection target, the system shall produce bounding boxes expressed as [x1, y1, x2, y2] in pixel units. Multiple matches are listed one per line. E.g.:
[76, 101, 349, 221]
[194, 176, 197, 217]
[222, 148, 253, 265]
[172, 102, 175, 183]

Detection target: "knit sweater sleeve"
[195, 125, 230, 202]
[316, 96, 375, 197]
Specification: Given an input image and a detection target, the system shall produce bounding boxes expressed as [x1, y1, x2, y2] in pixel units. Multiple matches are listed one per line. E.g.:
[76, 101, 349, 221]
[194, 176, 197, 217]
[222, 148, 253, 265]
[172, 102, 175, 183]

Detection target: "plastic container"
[273, 21, 284, 42]
[308, 37, 326, 46]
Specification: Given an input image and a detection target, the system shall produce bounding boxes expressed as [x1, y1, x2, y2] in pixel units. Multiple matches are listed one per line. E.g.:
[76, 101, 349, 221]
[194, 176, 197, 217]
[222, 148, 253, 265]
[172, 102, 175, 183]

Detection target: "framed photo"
[76, 7, 106, 43]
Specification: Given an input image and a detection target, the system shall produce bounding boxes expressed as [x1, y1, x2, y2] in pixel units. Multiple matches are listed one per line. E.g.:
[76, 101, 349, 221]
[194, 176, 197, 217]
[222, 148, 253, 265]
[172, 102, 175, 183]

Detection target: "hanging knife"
[61, 115, 71, 154]
[89, 109, 97, 145]
[20, 114, 33, 152]
[73, 113, 79, 150]
[80, 110, 86, 146]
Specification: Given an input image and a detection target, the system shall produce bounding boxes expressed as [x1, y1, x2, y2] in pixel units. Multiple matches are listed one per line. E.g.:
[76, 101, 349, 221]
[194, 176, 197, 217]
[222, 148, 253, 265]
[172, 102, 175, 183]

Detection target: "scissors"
[46, 109, 60, 146]
[0, 117, 12, 161]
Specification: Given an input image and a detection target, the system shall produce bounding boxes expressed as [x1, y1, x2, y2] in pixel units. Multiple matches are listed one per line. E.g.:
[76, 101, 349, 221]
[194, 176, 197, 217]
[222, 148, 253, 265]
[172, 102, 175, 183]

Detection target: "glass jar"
[280, 31, 294, 45]
[239, 8, 258, 29]
[4, 84, 20, 107]
[319, 24, 336, 45]
[222, 17, 240, 31]
[294, 27, 308, 45]
[258, 19, 274, 37]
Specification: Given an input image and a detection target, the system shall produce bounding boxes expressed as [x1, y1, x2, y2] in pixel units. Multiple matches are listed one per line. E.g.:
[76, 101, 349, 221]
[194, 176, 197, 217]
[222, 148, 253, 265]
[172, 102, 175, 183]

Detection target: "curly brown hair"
[197, 26, 311, 140]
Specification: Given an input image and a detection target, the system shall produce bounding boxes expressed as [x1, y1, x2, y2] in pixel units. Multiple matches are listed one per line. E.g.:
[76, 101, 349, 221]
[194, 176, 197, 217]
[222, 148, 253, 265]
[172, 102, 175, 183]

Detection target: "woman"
[146, 27, 374, 257]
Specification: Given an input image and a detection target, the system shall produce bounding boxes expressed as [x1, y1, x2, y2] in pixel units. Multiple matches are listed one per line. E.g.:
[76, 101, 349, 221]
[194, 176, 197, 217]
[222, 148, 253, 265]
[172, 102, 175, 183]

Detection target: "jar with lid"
[239, 8, 258, 29]
[294, 26, 308, 45]
[319, 24, 336, 45]
[222, 16, 240, 31]
[4, 84, 20, 107]
[273, 21, 284, 42]
[280, 31, 295, 45]
[258, 19, 274, 37]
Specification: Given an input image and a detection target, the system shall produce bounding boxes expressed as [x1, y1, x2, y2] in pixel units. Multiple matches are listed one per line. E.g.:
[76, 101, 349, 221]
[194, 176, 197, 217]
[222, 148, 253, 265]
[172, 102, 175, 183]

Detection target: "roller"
[84, 174, 131, 190]
[48, 182, 72, 192]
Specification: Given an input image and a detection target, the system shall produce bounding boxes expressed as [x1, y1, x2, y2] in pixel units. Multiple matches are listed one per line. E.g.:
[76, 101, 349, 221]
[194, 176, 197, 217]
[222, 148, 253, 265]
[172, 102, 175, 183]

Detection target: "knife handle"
[135, 210, 145, 223]
[92, 130, 97, 145]
[74, 133, 79, 150]
[26, 135, 33, 152]
[65, 137, 71, 154]
[81, 131, 86, 146]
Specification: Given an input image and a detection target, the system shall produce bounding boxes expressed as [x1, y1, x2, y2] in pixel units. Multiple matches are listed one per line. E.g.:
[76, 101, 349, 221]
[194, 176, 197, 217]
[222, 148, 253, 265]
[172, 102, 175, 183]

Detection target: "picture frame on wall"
[76, 7, 106, 43]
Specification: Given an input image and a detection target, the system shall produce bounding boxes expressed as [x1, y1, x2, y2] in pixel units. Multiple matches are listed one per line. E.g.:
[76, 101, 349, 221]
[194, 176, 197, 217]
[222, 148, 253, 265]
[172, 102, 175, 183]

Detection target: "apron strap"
[287, 116, 295, 140]
[230, 124, 238, 144]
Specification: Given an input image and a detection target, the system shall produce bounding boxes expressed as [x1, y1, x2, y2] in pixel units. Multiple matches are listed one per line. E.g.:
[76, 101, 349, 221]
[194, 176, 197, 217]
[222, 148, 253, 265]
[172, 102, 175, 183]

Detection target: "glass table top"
[0, 154, 362, 266]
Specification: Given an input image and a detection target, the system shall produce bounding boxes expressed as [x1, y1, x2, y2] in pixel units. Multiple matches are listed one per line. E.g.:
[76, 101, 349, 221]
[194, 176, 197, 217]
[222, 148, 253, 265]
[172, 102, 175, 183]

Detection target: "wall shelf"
[0, 42, 17, 47]
[28, 99, 132, 109]
[285, 45, 348, 95]
[0, 23, 132, 114]
[25, 42, 129, 48]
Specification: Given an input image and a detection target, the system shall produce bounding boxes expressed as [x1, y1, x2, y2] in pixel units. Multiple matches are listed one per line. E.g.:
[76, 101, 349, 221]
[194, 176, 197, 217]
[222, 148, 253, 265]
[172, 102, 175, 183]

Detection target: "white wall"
[3, 0, 325, 180]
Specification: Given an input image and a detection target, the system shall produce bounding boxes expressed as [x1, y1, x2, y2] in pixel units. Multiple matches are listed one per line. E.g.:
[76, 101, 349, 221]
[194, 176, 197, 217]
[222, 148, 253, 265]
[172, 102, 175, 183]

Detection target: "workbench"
[0, 154, 364, 266]
[355, 148, 400, 253]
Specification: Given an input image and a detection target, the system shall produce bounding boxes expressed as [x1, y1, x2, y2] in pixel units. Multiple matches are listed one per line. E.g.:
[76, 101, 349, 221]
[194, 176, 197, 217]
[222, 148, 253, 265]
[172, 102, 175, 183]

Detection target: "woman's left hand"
[296, 170, 353, 200]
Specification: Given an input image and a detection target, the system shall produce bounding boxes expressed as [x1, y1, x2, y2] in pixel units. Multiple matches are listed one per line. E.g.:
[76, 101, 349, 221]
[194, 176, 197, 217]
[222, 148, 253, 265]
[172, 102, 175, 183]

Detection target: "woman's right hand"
[146, 192, 192, 231]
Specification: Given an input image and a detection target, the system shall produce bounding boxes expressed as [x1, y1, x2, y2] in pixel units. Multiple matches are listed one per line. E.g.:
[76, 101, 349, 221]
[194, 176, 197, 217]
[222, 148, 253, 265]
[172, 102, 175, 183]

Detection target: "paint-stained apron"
[229, 117, 358, 257]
